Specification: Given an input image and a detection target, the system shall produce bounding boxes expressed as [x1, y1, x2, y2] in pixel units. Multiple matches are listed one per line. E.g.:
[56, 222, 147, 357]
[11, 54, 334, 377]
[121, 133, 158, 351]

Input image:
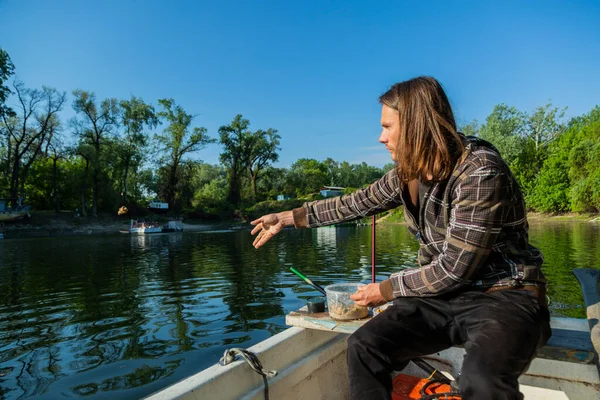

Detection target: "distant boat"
[121, 219, 183, 235]
[149, 201, 169, 214]
[0, 198, 31, 222]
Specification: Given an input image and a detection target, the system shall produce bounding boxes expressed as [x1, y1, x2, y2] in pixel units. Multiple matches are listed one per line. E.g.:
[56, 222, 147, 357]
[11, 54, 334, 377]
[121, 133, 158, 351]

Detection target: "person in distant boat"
[250, 76, 551, 400]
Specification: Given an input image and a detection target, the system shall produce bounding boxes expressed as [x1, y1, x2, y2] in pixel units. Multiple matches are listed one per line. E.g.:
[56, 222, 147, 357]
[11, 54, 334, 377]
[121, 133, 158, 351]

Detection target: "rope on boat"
[219, 348, 277, 400]
[418, 378, 462, 399]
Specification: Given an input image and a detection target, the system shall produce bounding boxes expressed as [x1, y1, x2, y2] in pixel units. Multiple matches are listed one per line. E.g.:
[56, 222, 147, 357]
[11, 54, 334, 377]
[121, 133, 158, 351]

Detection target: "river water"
[0, 221, 599, 399]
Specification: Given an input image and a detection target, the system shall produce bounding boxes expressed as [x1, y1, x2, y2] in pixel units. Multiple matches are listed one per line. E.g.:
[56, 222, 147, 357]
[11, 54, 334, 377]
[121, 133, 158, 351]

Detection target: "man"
[251, 76, 550, 399]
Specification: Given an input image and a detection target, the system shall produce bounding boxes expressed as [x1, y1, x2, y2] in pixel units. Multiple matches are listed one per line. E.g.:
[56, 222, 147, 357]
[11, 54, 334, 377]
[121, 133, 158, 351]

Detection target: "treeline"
[462, 103, 600, 213]
[0, 48, 391, 219]
[1, 47, 599, 220]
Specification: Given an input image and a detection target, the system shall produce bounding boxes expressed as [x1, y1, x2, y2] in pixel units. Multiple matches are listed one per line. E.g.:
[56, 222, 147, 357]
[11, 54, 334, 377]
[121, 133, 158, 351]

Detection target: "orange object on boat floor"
[391, 373, 461, 400]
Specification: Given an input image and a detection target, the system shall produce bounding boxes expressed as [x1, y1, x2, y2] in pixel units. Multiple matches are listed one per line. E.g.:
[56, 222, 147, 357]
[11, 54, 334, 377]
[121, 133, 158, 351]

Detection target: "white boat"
[146, 269, 600, 400]
[0, 198, 31, 222]
[149, 201, 169, 214]
[122, 219, 183, 235]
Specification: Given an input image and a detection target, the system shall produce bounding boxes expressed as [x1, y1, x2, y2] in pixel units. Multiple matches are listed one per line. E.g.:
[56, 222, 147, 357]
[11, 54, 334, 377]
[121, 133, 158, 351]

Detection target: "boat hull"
[128, 227, 163, 234]
[0, 210, 30, 222]
[124, 220, 183, 235]
[145, 318, 600, 400]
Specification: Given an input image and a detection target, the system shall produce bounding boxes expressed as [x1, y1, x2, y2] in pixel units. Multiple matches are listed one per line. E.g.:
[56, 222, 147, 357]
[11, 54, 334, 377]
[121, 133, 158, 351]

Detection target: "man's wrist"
[379, 279, 394, 302]
[291, 207, 308, 228]
[276, 210, 295, 226]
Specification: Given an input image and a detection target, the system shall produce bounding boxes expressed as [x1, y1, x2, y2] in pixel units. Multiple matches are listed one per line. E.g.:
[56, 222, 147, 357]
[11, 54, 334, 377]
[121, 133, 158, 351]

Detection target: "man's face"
[379, 105, 400, 161]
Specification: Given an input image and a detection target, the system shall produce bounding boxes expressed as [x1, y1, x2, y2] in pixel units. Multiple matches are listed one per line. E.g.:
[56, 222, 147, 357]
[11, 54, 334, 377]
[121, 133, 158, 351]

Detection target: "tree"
[0, 81, 66, 206]
[459, 119, 480, 137]
[72, 143, 94, 217]
[258, 166, 290, 199]
[190, 162, 228, 215]
[0, 47, 15, 119]
[337, 161, 355, 187]
[478, 104, 526, 166]
[528, 143, 571, 213]
[44, 116, 67, 213]
[567, 120, 600, 212]
[246, 128, 280, 201]
[288, 158, 328, 196]
[219, 114, 251, 206]
[513, 102, 567, 199]
[323, 158, 342, 186]
[71, 90, 119, 217]
[528, 106, 600, 213]
[353, 162, 384, 187]
[383, 163, 395, 173]
[118, 96, 158, 202]
[526, 102, 566, 152]
[156, 98, 214, 209]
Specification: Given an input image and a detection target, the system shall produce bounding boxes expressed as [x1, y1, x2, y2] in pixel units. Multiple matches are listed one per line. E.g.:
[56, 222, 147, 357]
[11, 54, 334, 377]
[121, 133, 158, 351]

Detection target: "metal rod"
[372, 215, 376, 283]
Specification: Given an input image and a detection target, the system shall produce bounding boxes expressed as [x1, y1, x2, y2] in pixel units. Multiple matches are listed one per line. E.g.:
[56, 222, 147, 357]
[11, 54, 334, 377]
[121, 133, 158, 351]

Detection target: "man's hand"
[250, 211, 292, 248]
[350, 283, 388, 307]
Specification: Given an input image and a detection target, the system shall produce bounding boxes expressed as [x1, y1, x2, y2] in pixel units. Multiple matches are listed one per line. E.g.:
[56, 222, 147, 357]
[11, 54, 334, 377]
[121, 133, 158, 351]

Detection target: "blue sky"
[1, 0, 599, 167]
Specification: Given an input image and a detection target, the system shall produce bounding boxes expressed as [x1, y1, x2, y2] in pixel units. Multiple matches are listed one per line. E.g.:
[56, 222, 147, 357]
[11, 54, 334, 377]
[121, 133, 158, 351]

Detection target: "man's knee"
[460, 361, 522, 400]
[347, 329, 368, 358]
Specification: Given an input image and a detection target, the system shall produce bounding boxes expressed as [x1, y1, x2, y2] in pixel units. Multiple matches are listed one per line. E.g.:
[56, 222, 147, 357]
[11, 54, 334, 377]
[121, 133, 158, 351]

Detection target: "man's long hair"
[379, 76, 464, 183]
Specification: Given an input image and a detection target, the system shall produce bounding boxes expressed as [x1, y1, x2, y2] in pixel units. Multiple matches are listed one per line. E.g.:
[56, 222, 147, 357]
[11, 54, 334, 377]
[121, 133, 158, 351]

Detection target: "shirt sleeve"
[381, 165, 511, 298]
[292, 169, 403, 228]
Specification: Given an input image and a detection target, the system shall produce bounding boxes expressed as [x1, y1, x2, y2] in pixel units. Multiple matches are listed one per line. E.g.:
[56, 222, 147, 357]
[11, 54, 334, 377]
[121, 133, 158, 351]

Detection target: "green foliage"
[527, 138, 571, 212]
[382, 163, 396, 174]
[288, 158, 328, 196]
[71, 89, 119, 216]
[219, 114, 252, 206]
[459, 119, 480, 137]
[118, 96, 158, 202]
[478, 101, 572, 208]
[0, 47, 15, 117]
[323, 158, 386, 188]
[2, 56, 599, 221]
[567, 121, 600, 212]
[247, 127, 280, 200]
[244, 199, 305, 220]
[258, 166, 290, 199]
[479, 104, 526, 166]
[380, 207, 405, 223]
[510, 139, 541, 199]
[192, 177, 230, 216]
[1, 82, 66, 206]
[155, 98, 215, 209]
[526, 102, 566, 151]
[219, 114, 280, 205]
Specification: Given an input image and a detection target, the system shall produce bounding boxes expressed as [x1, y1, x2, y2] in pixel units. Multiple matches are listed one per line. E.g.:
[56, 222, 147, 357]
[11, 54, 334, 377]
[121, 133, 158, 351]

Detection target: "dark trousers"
[347, 289, 551, 400]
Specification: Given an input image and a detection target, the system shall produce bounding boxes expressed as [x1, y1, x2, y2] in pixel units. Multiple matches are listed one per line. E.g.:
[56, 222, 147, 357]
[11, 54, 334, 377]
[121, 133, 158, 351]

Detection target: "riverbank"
[1, 210, 598, 239]
[527, 212, 600, 222]
[375, 211, 600, 225]
[0, 211, 236, 239]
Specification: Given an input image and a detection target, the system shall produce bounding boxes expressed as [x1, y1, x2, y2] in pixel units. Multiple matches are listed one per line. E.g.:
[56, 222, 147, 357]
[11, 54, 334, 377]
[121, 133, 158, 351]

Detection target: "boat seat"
[286, 309, 597, 365]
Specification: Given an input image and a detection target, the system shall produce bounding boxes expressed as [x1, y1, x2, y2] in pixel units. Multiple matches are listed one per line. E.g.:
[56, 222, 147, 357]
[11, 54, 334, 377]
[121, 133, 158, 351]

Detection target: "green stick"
[289, 267, 326, 296]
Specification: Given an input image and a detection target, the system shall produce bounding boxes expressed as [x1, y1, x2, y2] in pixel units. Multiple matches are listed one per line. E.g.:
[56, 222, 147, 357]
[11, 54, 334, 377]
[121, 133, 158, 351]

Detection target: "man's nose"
[379, 131, 387, 143]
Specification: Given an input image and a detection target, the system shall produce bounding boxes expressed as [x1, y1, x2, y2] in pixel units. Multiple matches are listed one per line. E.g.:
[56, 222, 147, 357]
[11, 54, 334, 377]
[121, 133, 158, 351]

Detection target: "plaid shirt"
[292, 137, 545, 300]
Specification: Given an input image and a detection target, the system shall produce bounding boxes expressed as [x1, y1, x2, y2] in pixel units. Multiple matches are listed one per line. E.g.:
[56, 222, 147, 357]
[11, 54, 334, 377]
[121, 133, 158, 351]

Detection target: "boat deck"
[286, 307, 597, 365]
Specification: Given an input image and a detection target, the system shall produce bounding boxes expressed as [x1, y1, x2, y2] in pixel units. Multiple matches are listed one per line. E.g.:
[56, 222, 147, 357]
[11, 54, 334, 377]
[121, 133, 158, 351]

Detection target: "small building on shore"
[149, 201, 169, 213]
[319, 186, 345, 198]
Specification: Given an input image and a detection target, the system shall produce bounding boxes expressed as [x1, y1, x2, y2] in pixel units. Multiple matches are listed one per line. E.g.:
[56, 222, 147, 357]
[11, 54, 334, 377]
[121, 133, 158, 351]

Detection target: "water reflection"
[0, 221, 598, 399]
